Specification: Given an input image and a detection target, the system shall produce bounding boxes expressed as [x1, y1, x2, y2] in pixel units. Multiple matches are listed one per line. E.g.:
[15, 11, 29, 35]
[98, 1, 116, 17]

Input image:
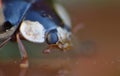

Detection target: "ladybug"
[0, 0, 72, 68]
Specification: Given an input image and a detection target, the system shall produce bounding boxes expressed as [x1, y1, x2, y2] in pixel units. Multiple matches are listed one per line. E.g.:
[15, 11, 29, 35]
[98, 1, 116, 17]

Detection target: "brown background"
[0, 0, 120, 76]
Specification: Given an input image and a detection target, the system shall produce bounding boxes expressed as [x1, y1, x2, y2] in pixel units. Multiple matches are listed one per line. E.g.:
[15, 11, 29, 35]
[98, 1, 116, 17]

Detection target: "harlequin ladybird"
[0, 0, 72, 68]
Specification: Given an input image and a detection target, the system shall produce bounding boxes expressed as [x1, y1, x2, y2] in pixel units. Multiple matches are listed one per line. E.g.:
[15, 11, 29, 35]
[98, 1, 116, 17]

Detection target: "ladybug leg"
[16, 33, 29, 68]
[0, 37, 11, 48]
[43, 45, 53, 54]
[0, 0, 2, 8]
[43, 45, 58, 54]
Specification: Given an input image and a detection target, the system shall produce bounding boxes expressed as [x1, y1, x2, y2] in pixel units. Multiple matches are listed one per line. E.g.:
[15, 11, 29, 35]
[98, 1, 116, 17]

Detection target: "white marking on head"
[56, 27, 71, 50]
[20, 20, 46, 43]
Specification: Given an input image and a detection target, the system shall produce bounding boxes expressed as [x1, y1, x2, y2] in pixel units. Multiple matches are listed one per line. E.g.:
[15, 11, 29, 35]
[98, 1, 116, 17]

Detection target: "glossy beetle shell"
[0, 0, 72, 50]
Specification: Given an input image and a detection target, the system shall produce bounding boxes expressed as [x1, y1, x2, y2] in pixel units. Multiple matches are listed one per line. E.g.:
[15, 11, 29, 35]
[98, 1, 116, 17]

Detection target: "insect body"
[0, 0, 72, 68]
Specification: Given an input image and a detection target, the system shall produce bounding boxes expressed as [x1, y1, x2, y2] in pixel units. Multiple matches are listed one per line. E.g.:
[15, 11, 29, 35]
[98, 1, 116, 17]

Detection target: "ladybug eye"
[46, 31, 58, 44]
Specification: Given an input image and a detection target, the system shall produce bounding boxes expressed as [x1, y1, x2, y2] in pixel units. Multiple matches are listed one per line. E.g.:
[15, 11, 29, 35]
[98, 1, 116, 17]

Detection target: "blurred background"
[0, 0, 120, 76]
